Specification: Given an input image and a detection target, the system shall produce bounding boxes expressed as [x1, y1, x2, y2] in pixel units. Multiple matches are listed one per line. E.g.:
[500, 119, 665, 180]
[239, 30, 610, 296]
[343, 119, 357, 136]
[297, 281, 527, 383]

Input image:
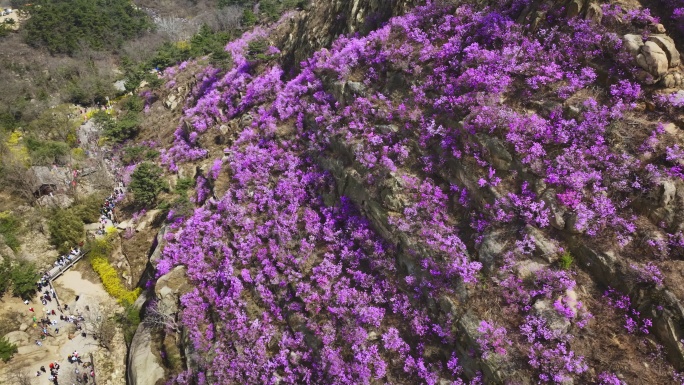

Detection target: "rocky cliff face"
[274, 0, 417, 71]
[135, 0, 684, 383]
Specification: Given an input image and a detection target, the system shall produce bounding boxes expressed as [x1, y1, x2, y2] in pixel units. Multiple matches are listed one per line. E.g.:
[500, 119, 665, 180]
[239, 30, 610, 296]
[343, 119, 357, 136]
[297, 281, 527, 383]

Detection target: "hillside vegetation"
[23, 0, 151, 54]
[1, 0, 684, 384]
[137, 0, 684, 384]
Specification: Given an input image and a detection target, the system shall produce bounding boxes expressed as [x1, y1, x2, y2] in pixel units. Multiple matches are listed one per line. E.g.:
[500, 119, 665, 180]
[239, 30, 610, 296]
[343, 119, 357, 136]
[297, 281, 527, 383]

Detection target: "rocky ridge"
[130, 0, 684, 384]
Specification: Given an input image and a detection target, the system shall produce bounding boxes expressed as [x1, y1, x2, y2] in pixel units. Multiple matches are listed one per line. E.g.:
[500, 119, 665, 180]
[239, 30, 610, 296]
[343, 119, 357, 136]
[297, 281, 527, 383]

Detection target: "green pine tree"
[130, 162, 165, 207]
[10, 260, 39, 299]
[48, 208, 85, 254]
[0, 336, 18, 363]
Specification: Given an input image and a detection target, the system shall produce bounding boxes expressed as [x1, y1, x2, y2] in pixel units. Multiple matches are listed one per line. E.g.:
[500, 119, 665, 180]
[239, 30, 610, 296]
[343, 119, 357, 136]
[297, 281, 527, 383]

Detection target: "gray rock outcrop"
[636, 41, 670, 78]
[623, 34, 643, 57]
[648, 35, 681, 68]
[3, 331, 29, 346]
[127, 323, 165, 385]
[154, 266, 191, 311]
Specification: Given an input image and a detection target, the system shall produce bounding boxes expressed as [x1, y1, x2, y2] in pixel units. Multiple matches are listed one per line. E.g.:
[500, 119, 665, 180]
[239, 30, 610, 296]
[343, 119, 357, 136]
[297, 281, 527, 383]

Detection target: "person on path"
[41, 365, 46, 372]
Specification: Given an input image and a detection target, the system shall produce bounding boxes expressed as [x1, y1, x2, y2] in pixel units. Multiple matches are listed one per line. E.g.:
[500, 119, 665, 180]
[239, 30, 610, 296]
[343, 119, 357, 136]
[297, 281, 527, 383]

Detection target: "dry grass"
[0, 307, 23, 336]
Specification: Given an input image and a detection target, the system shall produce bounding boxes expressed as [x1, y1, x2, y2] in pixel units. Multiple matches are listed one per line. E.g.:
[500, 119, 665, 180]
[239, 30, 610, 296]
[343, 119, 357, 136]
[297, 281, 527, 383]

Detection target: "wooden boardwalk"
[47, 252, 86, 282]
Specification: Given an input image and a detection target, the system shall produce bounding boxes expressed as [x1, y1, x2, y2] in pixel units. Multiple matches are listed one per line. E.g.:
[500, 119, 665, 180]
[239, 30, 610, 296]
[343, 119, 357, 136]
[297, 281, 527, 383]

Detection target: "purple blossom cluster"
[154, 0, 684, 383]
[476, 320, 510, 359]
[630, 262, 665, 287]
[597, 371, 627, 385]
[604, 288, 653, 335]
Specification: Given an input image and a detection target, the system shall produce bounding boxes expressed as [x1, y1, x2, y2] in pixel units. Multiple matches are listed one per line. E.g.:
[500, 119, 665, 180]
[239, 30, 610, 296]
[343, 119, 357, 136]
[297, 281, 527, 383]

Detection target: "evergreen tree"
[130, 162, 164, 207]
[0, 336, 18, 362]
[48, 208, 85, 254]
[10, 260, 39, 299]
[0, 259, 11, 297]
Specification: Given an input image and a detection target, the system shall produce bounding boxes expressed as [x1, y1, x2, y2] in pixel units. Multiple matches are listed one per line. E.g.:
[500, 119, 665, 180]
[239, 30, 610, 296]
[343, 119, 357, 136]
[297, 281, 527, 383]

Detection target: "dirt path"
[0, 267, 120, 384]
[1, 114, 129, 384]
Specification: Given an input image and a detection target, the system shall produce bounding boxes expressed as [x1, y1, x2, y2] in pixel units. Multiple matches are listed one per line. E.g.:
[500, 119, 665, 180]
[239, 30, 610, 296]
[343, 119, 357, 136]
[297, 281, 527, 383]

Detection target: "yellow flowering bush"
[88, 236, 140, 304]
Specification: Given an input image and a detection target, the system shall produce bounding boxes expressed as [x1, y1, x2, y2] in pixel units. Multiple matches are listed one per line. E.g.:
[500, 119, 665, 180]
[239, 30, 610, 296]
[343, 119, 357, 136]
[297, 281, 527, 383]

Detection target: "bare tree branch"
[81, 305, 117, 350]
[0, 157, 36, 203]
[3, 370, 33, 385]
[144, 299, 181, 335]
[154, 16, 197, 42]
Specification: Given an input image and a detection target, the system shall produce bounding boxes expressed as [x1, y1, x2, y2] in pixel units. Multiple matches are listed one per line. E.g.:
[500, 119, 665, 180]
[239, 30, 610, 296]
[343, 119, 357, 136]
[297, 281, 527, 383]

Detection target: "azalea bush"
[152, 0, 684, 383]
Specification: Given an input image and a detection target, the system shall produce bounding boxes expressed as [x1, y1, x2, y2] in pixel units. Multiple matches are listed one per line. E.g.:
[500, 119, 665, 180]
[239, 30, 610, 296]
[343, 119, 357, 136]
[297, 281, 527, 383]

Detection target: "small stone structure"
[28, 166, 69, 197]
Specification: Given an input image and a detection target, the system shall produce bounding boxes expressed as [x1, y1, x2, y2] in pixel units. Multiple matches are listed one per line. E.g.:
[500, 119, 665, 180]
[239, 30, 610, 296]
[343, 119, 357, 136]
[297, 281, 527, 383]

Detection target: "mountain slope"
[138, 1, 684, 383]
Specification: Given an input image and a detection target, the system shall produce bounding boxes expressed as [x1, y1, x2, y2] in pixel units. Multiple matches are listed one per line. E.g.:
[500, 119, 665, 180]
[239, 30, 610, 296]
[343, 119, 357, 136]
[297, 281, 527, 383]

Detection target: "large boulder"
[3, 331, 29, 346]
[623, 34, 643, 57]
[136, 209, 161, 232]
[648, 35, 681, 68]
[36, 194, 74, 208]
[155, 266, 191, 313]
[127, 323, 165, 385]
[636, 41, 670, 77]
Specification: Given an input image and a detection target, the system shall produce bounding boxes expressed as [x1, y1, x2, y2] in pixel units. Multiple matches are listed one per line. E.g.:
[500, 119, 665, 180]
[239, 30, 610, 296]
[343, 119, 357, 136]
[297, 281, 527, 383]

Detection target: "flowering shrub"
[89, 236, 141, 304]
[604, 288, 653, 335]
[597, 372, 627, 385]
[630, 262, 665, 287]
[153, 0, 684, 383]
[476, 321, 510, 359]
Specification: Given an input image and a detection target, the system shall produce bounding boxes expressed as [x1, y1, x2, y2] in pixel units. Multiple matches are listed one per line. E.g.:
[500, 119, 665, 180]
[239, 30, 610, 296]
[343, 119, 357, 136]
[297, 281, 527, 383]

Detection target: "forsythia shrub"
[88, 237, 141, 304]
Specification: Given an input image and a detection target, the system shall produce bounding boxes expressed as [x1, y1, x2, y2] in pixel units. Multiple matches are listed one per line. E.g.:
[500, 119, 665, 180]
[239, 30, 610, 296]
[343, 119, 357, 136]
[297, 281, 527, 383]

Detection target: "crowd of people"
[25, 197, 115, 384]
[54, 248, 82, 268]
[35, 356, 94, 385]
[95, 193, 120, 235]
[25, 117, 127, 384]
[25, 292, 94, 385]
